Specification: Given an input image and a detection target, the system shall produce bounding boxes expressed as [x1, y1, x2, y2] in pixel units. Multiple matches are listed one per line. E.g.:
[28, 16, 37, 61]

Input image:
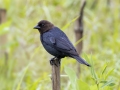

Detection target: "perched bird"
[34, 20, 90, 67]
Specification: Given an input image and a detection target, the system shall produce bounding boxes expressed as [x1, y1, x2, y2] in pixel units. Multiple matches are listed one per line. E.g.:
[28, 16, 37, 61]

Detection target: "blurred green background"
[0, 0, 120, 90]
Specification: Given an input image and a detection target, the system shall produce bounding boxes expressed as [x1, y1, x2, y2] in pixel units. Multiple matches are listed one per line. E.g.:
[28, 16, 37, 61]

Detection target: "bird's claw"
[50, 58, 58, 66]
[50, 57, 61, 67]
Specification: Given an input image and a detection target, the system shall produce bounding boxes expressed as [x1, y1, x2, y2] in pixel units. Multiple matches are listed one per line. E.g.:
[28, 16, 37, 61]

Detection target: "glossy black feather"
[40, 27, 90, 66]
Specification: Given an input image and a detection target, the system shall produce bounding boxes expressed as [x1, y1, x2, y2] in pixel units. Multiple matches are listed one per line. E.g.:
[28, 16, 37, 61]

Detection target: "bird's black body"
[40, 27, 75, 58]
[34, 20, 90, 66]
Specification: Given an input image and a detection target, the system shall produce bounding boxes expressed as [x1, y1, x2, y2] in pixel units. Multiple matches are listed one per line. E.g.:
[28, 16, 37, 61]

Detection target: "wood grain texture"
[52, 59, 60, 90]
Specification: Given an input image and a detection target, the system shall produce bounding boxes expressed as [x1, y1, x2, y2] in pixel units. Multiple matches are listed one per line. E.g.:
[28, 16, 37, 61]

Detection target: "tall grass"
[0, 0, 120, 90]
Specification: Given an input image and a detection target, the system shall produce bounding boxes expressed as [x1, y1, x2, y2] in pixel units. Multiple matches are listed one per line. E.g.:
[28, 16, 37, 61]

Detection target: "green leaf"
[100, 80, 107, 83]
[62, 16, 79, 30]
[101, 64, 107, 75]
[101, 80, 114, 88]
[16, 64, 30, 90]
[100, 80, 115, 86]
[90, 85, 98, 90]
[82, 54, 98, 81]
[74, 36, 85, 46]
[0, 21, 11, 35]
[100, 64, 107, 78]
[89, 55, 98, 81]
[64, 66, 77, 90]
[64, 66, 77, 83]
[109, 83, 115, 86]
[82, 53, 90, 62]
[77, 80, 90, 90]
[105, 68, 114, 79]
[91, 67, 98, 81]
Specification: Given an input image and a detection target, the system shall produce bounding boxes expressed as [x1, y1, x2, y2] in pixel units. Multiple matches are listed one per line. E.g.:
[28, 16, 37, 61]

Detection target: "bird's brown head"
[34, 20, 54, 34]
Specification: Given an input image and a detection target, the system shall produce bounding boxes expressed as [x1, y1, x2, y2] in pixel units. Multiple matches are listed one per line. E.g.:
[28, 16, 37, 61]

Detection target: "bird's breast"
[41, 40, 61, 57]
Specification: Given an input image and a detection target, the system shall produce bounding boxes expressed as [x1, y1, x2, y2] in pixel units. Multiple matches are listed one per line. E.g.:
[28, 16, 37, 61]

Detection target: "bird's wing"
[53, 37, 72, 50]
[41, 27, 78, 56]
[49, 36, 78, 56]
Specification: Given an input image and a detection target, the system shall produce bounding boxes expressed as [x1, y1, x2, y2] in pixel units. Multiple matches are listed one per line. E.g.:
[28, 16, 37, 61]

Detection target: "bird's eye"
[41, 24, 44, 27]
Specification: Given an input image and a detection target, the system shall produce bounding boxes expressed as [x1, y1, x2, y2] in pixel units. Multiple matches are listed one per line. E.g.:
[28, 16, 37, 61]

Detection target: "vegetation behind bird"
[0, 0, 120, 90]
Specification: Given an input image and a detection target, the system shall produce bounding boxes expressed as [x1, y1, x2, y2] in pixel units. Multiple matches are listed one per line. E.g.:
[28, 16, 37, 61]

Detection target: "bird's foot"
[50, 57, 61, 67]
[50, 57, 57, 66]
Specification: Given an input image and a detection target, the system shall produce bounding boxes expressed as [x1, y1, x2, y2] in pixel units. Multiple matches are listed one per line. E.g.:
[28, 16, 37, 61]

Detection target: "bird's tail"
[72, 55, 91, 67]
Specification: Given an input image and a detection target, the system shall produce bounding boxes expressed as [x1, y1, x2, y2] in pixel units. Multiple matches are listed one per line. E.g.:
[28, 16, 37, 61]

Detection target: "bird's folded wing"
[49, 37, 78, 55]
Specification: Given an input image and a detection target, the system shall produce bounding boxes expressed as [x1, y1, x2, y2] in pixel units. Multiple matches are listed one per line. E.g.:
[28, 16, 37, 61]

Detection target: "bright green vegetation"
[0, 0, 120, 90]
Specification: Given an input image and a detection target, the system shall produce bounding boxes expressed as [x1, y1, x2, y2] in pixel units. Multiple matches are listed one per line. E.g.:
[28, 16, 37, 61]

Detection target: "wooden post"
[51, 58, 60, 90]
[0, 9, 6, 23]
[74, 0, 86, 76]
[107, 0, 111, 6]
[0, 9, 8, 62]
[106, 0, 111, 11]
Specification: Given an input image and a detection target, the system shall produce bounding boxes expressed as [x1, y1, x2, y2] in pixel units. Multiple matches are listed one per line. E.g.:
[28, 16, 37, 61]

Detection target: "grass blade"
[62, 16, 79, 30]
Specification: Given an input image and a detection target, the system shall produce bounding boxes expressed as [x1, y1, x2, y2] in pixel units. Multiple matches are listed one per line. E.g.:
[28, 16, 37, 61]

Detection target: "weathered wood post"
[0, 9, 6, 23]
[51, 58, 60, 90]
[0, 9, 8, 62]
[74, 0, 86, 75]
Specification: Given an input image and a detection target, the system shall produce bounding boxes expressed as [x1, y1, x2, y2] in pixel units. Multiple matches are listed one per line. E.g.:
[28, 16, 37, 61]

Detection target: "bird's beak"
[33, 25, 41, 29]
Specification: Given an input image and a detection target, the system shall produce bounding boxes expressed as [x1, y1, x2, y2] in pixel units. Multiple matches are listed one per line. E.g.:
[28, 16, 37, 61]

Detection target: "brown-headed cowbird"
[34, 20, 90, 67]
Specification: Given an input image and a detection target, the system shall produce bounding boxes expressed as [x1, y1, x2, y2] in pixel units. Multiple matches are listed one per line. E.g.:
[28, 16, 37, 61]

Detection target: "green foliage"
[0, 0, 120, 90]
[64, 55, 116, 90]
[62, 16, 79, 31]
[0, 21, 11, 35]
[65, 66, 77, 90]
